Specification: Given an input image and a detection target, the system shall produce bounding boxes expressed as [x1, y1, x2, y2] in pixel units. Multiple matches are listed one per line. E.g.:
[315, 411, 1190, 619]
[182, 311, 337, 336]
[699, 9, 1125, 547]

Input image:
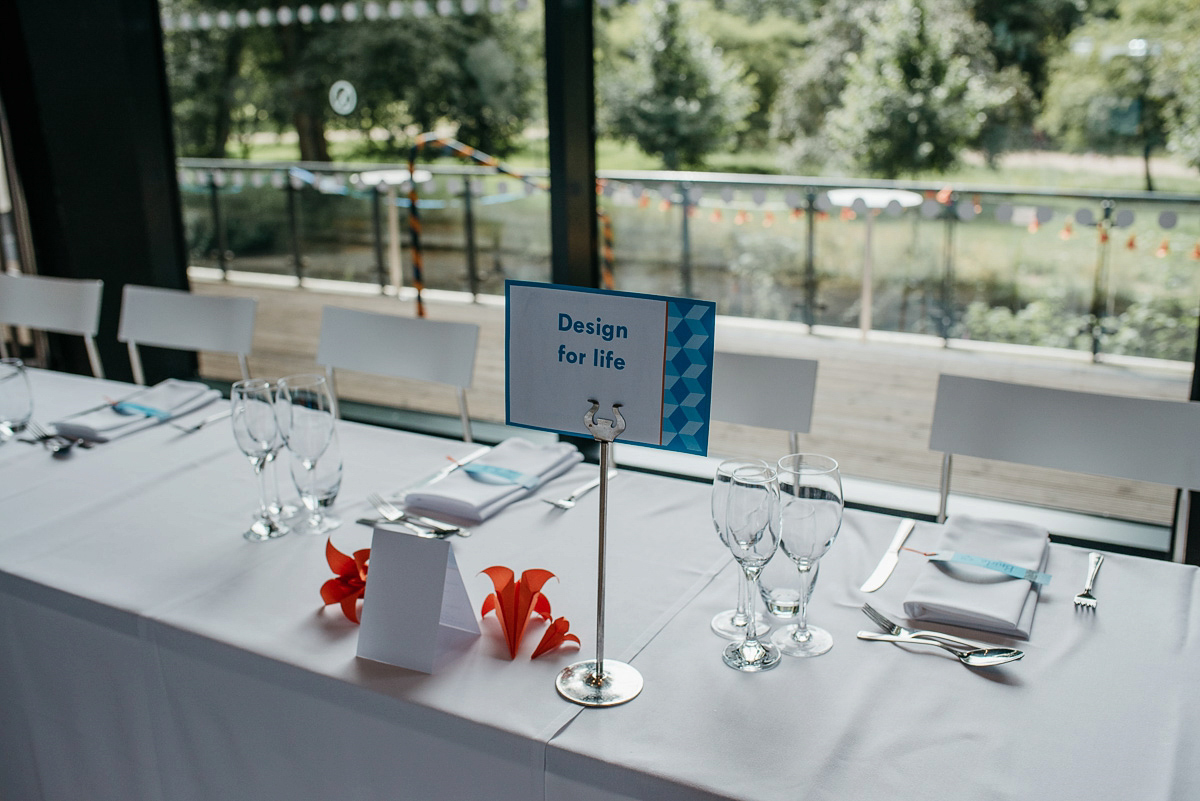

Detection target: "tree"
[600, 0, 752, 170]
[776, 0, 1019, 177]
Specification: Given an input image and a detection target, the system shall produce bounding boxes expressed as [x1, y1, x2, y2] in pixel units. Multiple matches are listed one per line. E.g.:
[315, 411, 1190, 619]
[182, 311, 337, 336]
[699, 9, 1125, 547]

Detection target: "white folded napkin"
[404, 438, 582, 524]
[902, 515, 1050, 639]
[53, 379, 221, 442]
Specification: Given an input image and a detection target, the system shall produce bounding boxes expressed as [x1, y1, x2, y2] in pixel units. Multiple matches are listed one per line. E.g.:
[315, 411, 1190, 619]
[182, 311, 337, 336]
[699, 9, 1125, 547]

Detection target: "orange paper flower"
[532, 617, 580, 659]
[480, 566, 555, 659]
[320, 538, 370, 623]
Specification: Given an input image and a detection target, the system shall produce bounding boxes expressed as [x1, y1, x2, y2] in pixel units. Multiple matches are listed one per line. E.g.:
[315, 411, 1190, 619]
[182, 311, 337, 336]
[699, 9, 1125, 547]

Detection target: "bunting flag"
[407, 132, 547, 317]
[1156, 239, 1169, 258]
[1059, 221, 1073, 240]
[1126, 234, 1137, 250]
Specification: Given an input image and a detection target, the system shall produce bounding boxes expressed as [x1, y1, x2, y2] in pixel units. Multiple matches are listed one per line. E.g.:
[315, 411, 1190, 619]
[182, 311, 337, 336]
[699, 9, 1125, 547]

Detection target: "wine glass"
[262, 381, 298, 523]
[0, 358, 33, 442]
[770, 454, 843, 657]
[711, 458, 770, 640]
[276, 374, 336, 535]
[231, 379, 288, 541]
[289, 427, 343, 531]
[721, 463, 781, 672]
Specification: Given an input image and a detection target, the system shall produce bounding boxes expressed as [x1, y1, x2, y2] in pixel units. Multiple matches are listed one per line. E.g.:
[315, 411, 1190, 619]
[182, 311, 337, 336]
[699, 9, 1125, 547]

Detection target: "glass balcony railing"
[178, 157, 1200, 365]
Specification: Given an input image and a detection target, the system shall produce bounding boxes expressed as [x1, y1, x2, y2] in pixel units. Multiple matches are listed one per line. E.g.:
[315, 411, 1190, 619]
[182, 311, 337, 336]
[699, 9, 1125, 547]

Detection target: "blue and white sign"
[505, 281, 716, 455]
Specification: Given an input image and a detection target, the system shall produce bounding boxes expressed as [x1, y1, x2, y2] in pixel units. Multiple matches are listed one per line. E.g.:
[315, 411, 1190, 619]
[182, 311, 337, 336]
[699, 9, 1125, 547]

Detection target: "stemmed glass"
[289, 427, 343, 530]
[721, 463, 782, 672]
[231, 379, 288, 541]
[711, 457, 770, 640]
[0, 358, 33, 442]
[276, 374, 337, 535]
[770, 454, 843, 657]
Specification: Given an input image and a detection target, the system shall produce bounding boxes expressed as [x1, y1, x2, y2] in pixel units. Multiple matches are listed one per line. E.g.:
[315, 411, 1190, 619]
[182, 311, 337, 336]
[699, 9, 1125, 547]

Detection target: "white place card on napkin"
[53, 379, 220, 442]
[404, 438, 582, 524]
[902, 515, 1050, 639]
[356, 527, 479, 674]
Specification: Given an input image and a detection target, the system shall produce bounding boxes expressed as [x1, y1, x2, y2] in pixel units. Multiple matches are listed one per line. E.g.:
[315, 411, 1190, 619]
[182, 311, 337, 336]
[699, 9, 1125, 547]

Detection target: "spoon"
[856, 631, 1024, 667]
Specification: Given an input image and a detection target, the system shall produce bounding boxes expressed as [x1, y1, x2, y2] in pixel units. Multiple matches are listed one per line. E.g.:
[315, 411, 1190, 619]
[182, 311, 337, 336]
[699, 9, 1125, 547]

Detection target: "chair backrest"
[117, 284, 257, 385]
[930, 374, 1200, 547]
[710, 351, 818, 453]
[0, 273, 106, 377]
[316, 305, 479, 440]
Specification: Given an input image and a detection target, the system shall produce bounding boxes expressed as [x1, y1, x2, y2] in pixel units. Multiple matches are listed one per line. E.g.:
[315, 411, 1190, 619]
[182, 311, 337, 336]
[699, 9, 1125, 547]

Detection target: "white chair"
[710, 351, 819, 452]
[930, 374, 1200, 559]
[0, 272, 105, 377]
[117, 285, 257, 385]
[315, 305, 480, 441]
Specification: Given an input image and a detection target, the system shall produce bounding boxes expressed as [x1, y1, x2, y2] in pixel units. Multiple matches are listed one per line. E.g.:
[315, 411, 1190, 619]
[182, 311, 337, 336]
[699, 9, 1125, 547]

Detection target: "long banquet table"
[2, 369, 1198, 801]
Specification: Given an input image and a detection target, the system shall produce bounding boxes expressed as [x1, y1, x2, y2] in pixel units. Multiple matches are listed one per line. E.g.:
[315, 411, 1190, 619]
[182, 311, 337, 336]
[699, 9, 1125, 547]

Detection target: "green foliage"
[599, 1, 753, 169]
[774, 0, 1029, 177]
[1105, 295, 1200, 361]
[961, 297, 1092, 349]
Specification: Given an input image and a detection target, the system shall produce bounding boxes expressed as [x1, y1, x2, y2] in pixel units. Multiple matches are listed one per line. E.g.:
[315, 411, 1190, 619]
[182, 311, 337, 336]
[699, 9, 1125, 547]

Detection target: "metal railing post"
[679, 181, 693, 297]
[939, 197, 957, 341]
[371, 184, 386, 293]
[286, 176, 304, 281]
[804, 188, 817, 329]
[1089, 200, 1115, 361]
[209, 173, 229, 279]
[463, 179, 479, 299]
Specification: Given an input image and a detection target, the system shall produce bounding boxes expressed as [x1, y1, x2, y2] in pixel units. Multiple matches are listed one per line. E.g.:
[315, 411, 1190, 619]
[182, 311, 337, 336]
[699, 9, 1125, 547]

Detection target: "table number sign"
[357, 528, 480, 674]
[505, 280, 717, 456]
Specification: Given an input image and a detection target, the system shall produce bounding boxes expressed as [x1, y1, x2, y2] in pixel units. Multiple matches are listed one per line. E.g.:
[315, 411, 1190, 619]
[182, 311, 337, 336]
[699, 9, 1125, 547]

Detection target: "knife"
[398, 445, 491, 496]
[859, 518, 917, 593]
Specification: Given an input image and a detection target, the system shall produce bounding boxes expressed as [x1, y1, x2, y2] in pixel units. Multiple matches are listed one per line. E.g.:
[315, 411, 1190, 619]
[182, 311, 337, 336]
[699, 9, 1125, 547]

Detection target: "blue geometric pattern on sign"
[661, 300, 715, 454]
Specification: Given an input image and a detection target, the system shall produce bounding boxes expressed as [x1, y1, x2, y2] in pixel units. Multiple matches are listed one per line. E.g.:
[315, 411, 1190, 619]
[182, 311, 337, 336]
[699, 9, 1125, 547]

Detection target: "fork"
[541, 471, 616, 510]
[365, 493, 468, 537]
[24, 421, 81, 455]
[1073, 552, 1104, 610]
[861, 603, 991, 651]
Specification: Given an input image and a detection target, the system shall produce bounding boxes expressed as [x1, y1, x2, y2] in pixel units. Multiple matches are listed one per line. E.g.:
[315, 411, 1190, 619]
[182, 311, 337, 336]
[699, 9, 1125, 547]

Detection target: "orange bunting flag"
[320, 538, 369, 624]
[1028, 218, 1040, 234]
[817, 211, 830, 221]
[936, 186, 953, 205]
[1099, 228, 1109, 244]
[763, 211, 775, 228]
[480, 566, 561, 659]
[638, 195, 650, 209]
[1192, 242, 1200, 260]
[840, 206, 856, 221]
[790, 207, 803, 221]
[734, 210, 748, 226]
[972, 194, 983, 214]
[659, 199, 672, 212]
[531, 617, 581, 659]
[710, 209, 722, 223]
[1060, 222, 1073, 240]
[1157, 239, 1169, 258]
[1126, 234, 1137, 250]
[687, 205, 697, 218]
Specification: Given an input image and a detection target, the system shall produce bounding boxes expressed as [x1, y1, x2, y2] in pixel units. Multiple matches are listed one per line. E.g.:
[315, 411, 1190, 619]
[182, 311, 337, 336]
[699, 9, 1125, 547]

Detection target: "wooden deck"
[192, 270, 1192, 526]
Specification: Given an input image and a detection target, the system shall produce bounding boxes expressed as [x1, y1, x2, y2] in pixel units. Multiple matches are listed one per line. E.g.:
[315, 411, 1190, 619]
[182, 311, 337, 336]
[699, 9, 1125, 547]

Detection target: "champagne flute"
[276, 374, 336, 535]
[711, 458, 770, 640]
[0, 358, 33, 441]
[289, 427, 343, 531]
[770, 454, 843, 657]
[721, 463, 781, 672]
[231, 379, 287, 541]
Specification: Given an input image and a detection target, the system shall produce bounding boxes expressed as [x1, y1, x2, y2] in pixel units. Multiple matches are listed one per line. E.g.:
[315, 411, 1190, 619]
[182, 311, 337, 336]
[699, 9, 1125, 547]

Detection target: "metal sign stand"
[555, 401, 644, 707]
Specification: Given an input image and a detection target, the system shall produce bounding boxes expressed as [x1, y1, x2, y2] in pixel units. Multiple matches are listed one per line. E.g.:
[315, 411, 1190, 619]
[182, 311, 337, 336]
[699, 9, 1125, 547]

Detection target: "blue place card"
[505, 280, 716, 456]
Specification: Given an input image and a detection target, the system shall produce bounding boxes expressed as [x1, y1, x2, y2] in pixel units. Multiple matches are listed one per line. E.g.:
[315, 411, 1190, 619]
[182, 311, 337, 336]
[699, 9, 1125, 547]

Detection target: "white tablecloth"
[3, 370, 1199, 800]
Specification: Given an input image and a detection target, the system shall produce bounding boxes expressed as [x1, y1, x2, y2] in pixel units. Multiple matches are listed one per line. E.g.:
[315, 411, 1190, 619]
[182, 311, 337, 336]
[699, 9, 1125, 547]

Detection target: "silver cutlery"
[366, 492, 469, 537]
[862, 603, 992, 652]
[1073, 551, 1104, 610]
[24, 421, 86, 456]
[397, 446, 491, 496]
[542, 470, 616, 510]
[859, 518, 916, 592]
[170, 408, 231, 433]
[856, 631, 1024, 667]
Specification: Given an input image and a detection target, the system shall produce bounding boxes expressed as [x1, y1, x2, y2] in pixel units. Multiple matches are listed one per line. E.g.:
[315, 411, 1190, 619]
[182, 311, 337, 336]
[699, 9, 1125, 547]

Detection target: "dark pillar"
[0, 0, 192, 382]
[544, 0, 598, 289]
